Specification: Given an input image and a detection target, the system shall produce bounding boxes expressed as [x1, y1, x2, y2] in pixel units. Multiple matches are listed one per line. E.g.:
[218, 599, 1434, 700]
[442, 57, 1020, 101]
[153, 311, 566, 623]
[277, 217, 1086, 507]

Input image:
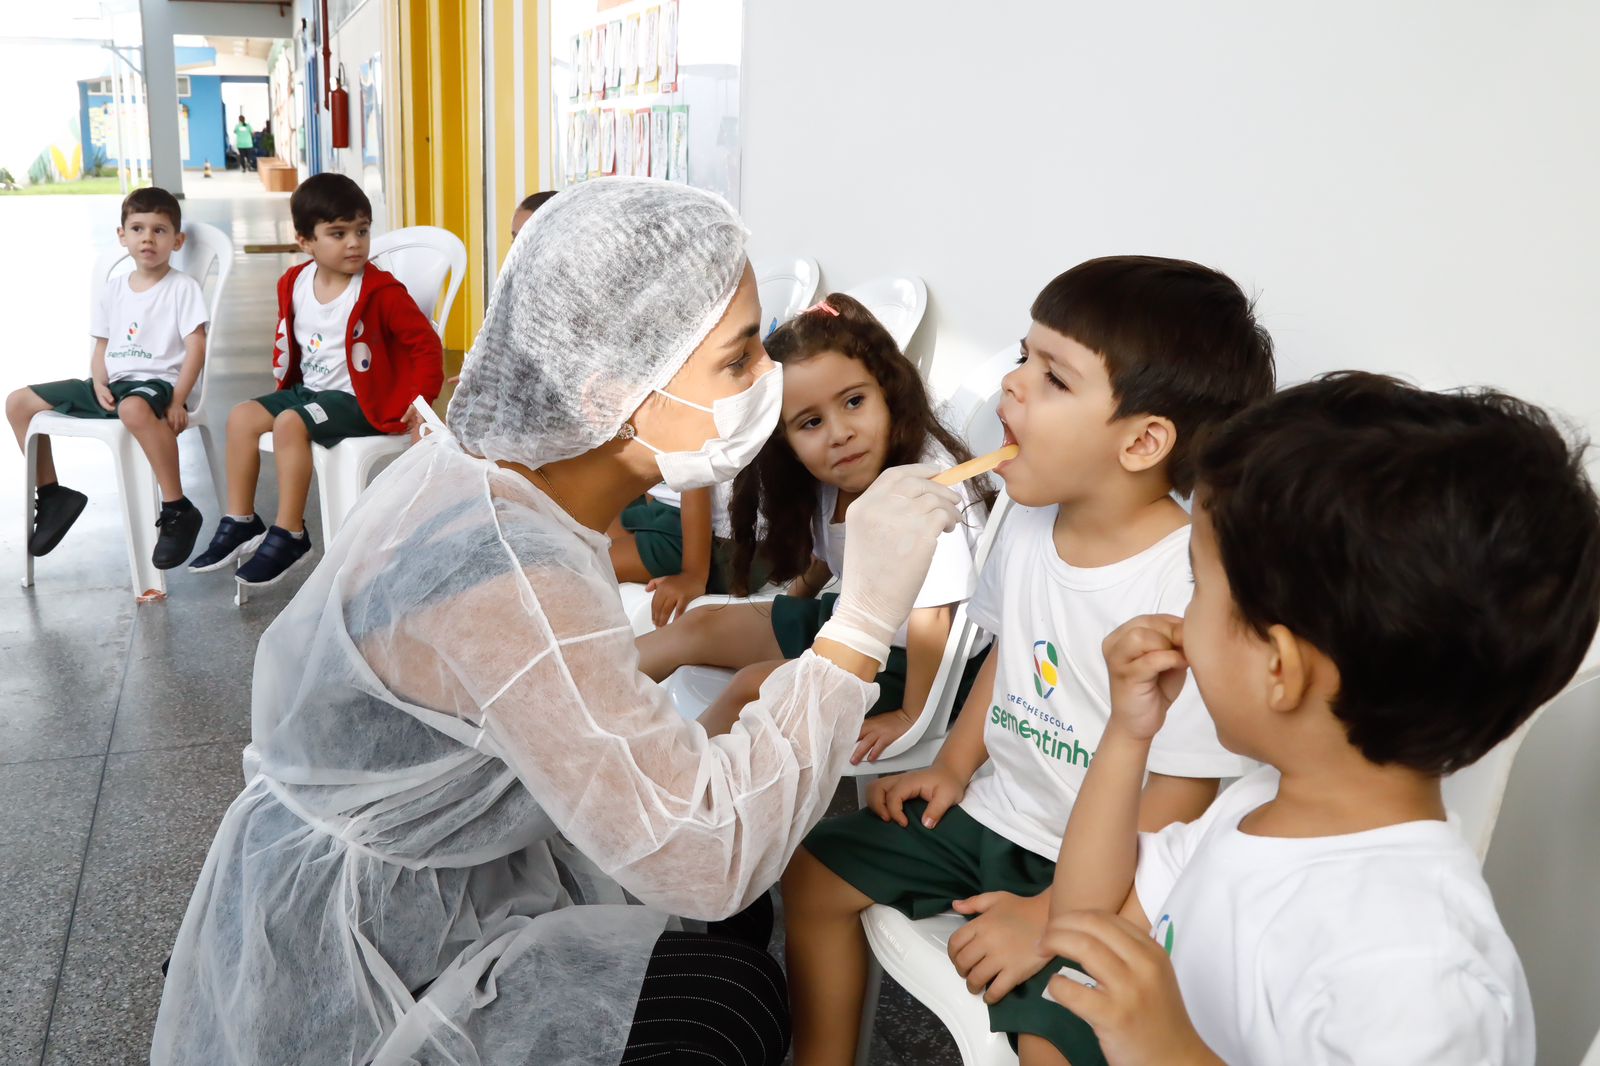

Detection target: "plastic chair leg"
[111, 432, 166, 601]
[21, 433, 37, 589]
[316, 445, 349, 544]
[855, 953, 884, 1066]
[192, 420, 229, 515]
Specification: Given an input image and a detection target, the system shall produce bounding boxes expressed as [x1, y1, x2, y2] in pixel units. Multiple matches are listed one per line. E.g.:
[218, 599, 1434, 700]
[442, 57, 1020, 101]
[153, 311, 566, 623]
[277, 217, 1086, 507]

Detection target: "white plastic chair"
[752, 255, 820, 338]
[854, 667, 1600, 1066]
[842, 275, 929, 351]
[240, 226, 466, 605]
[22, 221, 234, 600]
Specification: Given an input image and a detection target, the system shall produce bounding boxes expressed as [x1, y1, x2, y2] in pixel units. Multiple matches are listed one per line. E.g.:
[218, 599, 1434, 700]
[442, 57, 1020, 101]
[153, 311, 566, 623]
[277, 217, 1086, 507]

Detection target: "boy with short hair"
[6, 186, 209, 569]
[782, 256, 1277, 1064]
[1033, 373, 1599, 1065]
[510, 190, 556, 241]
[189, 172, 442, 585]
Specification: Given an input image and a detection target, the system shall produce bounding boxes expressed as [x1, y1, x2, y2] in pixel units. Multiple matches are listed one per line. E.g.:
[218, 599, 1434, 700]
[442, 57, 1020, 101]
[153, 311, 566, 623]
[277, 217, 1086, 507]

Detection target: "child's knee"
[6, 387, 43, 420]
[271, 409, 308, 440]
[781, 846, 858, 915]
[227, 400, 267, 433]
[117, 397, 156, 426]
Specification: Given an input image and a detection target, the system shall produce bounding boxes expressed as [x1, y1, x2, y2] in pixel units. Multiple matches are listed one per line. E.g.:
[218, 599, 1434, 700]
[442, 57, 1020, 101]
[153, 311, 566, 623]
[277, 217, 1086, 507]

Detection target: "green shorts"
[771, 592, 990, 719]
[619, 495, 761, 594]
[803, 801, 1104, 1063]
[252, 385, 383, 446]
[29, 377, 174, 420]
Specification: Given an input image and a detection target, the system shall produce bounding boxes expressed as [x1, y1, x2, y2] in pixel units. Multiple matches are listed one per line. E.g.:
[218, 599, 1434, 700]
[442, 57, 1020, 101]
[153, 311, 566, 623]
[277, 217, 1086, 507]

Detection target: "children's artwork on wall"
[659, 0, 679, 93]
[586, 109, 601, 178]
[580, 30, 593, 98]
[564, 113, 576, 183]
[359, 55, 383, 171]
[621, 16, 639, 94]
[632, 110, 650, 177]
[615, 109, 632, 177]
[650, 106, 669, 179]
[667, 106, 689, 183]
[601, 107, 616, 175]
[588, 28, 604, 99]
[639, 7, 660, 93]
[569, 35, 582, 100]
[606, 20, 623, 94]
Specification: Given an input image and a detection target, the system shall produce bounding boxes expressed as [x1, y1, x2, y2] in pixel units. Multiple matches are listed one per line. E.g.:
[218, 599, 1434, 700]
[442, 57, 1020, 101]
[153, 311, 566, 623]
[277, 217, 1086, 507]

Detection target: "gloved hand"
[817, 464, 962, 666]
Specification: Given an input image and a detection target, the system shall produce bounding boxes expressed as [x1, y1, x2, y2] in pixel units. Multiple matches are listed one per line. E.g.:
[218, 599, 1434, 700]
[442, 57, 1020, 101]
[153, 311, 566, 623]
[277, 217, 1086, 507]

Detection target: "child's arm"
[382, 289, 446, 402]
[852, 603, 954, 763]
[88, 338, 114, 410]
[166, 325, 207, 432]
[1050, 615, 1199, 920]
[646, 487, 714, 626]
[785, 558, 832, 600]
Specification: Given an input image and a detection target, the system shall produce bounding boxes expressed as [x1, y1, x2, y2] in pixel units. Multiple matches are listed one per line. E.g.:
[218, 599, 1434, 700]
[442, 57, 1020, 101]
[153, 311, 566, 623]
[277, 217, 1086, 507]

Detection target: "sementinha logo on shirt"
[307, 331, 324, 353]
[988, 635, 1099, 766]
[1032, 639, 1061, 699]
[1153, 913, 1175, 954]
[125, 321, 138, 342]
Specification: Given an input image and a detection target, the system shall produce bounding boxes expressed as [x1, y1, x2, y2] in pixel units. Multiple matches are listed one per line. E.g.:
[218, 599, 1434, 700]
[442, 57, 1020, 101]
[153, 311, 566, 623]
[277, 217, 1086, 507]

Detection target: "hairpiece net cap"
[447, 178, 749, 467]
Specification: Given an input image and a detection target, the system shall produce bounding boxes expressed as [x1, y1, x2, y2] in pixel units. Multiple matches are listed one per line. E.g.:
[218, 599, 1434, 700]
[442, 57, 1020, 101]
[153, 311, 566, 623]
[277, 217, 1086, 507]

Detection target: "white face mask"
[630, 364, 784, 491]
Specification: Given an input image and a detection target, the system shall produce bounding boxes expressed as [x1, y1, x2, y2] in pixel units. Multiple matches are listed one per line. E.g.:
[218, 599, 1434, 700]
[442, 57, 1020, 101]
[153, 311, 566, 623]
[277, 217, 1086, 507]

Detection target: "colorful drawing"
[616, 109, 632, 177]
[632, 109, 650, 176]
[650, 105, 669, 178]
[569, 35, 582, 100]
[667, 105, 689, 182]
[606, 20, 623, 94]
[587, 28, 603, 99]
[359, 56, 383, 171]
[601, 107, 617, 176]
[659, 0, 679, 92]
[639, 6, 660, 92]
[580, 30, 593, 97]
[586, 109, 600, 178]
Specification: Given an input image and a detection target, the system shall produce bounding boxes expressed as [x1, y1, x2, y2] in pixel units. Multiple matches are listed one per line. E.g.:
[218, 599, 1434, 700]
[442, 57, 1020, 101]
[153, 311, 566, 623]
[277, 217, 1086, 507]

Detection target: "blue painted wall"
[78, 68, 269, 171]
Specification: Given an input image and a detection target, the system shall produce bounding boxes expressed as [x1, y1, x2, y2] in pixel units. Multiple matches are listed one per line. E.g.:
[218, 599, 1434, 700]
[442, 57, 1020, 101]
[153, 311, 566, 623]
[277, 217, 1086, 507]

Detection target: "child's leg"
[609, 528, 655, 584]
[698, 660, 783, 736]
[634, 600, 783, 682]
[270, 410, 314, 532]
[1019, 1034, 1073, 1066]
[6, 387, 56, 484]
[117, 396, 182, 501]
[781, 847, 877, 1066]
[225, 400, 276, 515]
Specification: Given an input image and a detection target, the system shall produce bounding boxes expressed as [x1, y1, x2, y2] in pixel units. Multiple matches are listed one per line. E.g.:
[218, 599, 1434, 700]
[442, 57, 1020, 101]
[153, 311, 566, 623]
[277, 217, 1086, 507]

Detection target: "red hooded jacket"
[271, 261, 444, 433]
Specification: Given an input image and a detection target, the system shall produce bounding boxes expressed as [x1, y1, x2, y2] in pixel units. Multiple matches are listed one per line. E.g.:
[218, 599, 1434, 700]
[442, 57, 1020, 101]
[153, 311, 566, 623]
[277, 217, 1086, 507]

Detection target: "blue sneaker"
[188, 514, 267, 572]
[234, 525, 314, 587]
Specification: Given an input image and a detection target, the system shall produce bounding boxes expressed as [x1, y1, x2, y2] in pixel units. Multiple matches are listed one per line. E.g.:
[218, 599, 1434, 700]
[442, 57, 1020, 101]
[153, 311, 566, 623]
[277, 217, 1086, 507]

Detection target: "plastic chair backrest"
[873, 491, 1014, 761]
[841, 275, 928, 351]
[370, 225, 467, 338]
[90, 220, 234, 415]
[937, 343, 1020, 459]
[752, 255, 820, 338]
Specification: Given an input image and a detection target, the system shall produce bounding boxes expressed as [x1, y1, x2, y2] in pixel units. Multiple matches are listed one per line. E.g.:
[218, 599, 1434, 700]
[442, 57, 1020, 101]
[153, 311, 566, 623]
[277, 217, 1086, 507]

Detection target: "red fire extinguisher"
[330, 64, 351, 149]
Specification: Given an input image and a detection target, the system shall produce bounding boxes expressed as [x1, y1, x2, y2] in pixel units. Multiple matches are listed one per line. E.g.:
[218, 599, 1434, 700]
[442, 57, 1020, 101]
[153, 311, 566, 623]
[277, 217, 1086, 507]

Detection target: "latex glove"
[816, 464, 960, 666]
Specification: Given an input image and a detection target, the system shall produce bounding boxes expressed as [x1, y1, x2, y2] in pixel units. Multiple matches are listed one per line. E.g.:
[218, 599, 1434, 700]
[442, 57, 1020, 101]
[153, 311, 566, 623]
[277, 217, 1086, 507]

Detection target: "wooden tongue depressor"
[932, 445, 1020, 486]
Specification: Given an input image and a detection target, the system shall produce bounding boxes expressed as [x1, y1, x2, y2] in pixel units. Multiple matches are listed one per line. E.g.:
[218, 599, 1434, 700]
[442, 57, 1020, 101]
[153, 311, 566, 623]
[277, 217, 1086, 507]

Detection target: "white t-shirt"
[292, 266, 363, 394]
[810, 450, 985, 649]
[960, 504, 1248, 858]
[90, 270, 209, 385]
[1126, 766, 1534, 1064]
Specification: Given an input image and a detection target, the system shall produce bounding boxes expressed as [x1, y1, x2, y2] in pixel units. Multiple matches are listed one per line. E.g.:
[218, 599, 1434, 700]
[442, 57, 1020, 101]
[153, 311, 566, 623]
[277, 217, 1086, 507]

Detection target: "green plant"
[28, 150, 55, 185]
[0, 167, 17, 190]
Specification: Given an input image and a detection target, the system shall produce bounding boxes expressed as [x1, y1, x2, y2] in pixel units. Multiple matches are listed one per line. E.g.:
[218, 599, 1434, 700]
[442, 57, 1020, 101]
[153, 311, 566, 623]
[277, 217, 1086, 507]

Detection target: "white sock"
[287, 528, 305, 539]
[227, 513, 255, 523]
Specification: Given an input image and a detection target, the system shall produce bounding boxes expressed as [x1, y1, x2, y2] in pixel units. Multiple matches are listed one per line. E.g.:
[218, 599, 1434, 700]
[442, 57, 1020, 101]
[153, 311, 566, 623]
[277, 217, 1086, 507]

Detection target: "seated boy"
[1035, 373, 1600, 1065]
[6, 186, 209, 569]
[189, 173, 443, 585]
[781, 256, 1277, 1064]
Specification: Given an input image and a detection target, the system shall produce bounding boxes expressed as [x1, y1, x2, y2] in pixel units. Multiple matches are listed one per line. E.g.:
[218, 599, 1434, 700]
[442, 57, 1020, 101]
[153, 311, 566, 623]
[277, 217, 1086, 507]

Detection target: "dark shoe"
[188, 514, 267, 572]
[235, 525, 313, 587]
[152, 504, 203, 570]
[28, 485, 88, 557]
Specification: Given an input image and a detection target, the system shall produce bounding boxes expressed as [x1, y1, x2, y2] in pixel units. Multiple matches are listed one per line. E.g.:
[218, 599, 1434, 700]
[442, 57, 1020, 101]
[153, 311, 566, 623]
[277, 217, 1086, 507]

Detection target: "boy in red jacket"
[189, 173, 443, 585]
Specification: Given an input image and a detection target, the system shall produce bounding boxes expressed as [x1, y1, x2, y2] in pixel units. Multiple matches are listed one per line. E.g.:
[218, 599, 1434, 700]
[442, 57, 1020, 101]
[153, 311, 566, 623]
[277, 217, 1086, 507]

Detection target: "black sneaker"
[152, 504, 203, 570]
[188, 514, 268, 572]
[235, 525, 314, 587]
[28, 485, 89, 557]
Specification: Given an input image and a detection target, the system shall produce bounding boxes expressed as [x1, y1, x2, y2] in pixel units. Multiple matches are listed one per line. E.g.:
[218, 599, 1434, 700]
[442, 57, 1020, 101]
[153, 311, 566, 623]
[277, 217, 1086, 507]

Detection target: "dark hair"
[1196, 371, 1600, 774]
[121, 186, 181, 230]
[290, 172, 372, 238]
[728, 293, 985, 594]
[1031, 256, 1276, 494]
[518, 191, 558, 214]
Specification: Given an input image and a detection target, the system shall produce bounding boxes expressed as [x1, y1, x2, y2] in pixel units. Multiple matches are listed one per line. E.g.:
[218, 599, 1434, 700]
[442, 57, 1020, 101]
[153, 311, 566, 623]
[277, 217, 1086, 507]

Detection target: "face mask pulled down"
[631, 365, 783, 491]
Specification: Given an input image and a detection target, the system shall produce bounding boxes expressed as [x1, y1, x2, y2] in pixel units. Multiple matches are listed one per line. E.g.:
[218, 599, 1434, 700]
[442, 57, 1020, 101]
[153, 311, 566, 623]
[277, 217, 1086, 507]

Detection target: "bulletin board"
[550, 0, 744, 208]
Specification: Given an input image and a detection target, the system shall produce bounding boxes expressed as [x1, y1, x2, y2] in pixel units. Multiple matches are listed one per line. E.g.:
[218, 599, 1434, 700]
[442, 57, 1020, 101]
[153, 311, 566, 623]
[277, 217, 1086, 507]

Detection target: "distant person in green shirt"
[234, 116, 255, 172]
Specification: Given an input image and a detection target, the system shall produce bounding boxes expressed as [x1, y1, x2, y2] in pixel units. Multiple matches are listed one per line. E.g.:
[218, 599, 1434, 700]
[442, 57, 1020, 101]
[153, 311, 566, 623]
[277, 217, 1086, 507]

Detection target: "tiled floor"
[0, 189, 961, 1064]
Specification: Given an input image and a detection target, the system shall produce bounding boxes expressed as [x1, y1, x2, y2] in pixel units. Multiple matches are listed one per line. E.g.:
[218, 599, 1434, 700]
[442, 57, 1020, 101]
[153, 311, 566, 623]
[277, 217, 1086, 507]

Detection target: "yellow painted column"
[523, 0, 542, 193]
[492, 0, 517, 268]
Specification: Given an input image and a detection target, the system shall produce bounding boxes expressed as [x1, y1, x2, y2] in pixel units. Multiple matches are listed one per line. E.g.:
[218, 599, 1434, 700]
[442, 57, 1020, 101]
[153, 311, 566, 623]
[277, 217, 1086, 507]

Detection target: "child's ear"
[173, 230, 186, 251]
[1119, 415, 1177, 475]
[1262, 625, 1320, 714]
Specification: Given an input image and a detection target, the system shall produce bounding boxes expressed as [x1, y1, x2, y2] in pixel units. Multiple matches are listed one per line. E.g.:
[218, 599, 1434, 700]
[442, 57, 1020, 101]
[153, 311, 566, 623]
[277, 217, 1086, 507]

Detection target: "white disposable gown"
[150, 422, 875, 1064]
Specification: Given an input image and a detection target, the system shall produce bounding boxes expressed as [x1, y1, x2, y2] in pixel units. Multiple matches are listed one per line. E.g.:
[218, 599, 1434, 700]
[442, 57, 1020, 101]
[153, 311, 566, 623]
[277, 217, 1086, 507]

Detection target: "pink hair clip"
[804, 300, 839, 317]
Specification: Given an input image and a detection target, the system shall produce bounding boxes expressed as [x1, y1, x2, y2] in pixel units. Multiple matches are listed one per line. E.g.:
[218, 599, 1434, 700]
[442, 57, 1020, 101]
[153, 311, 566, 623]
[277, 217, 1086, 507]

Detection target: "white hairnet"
[152, 422, 877, 1065]
[447, 178, 749, 467]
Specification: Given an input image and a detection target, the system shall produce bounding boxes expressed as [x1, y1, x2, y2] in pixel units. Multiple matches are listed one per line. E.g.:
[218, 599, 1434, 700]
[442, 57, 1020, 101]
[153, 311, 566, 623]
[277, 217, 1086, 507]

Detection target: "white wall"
[325, 0, 387, 229]
[740, 2, 1600, 1061]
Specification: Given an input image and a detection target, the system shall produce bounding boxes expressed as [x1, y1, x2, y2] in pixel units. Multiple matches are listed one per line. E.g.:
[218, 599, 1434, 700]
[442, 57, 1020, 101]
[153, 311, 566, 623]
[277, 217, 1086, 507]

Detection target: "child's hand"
[947, 890, 1052, 1004]
[93, 380, 116, 411]
[646, 573, 707, 627]
[851, 707, 916, 764]
[166, 402, 189, 434]
[866, 764, 966, 828]
[1101, 614, 1190, 743]
[402, 404, 425, 444]
[1041, 910, 1218, 1065]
